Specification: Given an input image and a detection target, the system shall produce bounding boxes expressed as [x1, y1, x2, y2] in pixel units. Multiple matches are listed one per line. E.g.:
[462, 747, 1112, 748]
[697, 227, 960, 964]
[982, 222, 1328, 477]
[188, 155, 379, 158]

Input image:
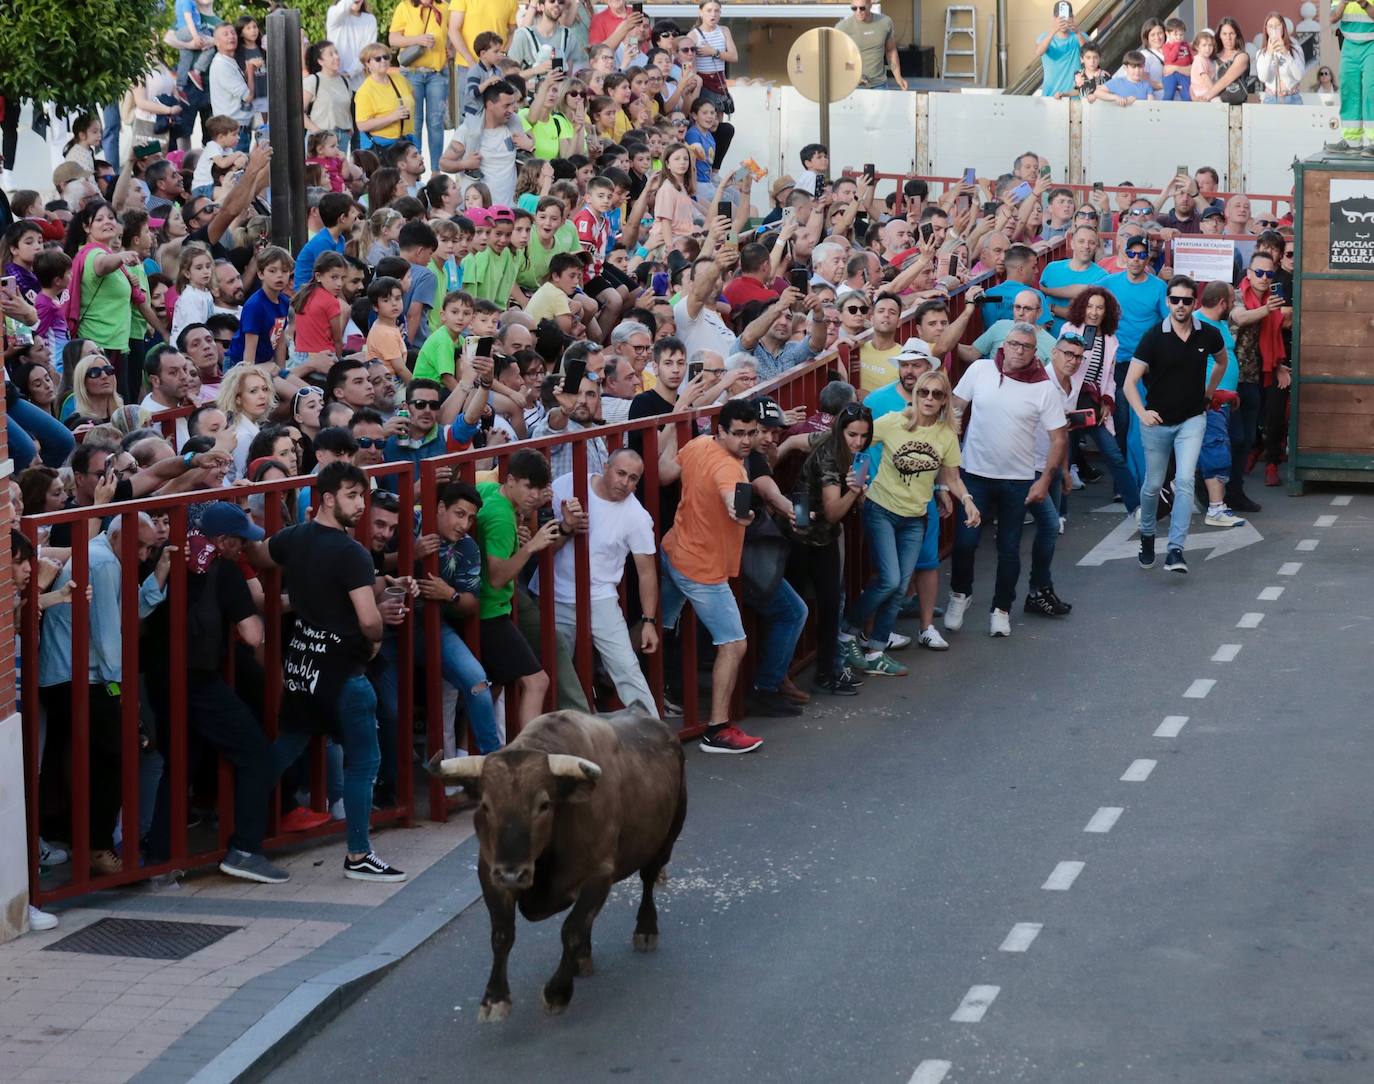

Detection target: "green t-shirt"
[460, 247, 518, 308]
[476, 480, 518, 618]
[413, 327, 464, 383]
[518, 108, 573, 161]
[516, 227, 579, 292]
[78, 253, 133, 351]
[126, 262, 151, 343]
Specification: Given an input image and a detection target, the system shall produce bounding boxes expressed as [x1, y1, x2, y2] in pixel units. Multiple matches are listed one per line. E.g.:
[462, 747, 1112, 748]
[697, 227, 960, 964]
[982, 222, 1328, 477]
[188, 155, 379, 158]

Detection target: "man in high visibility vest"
[1332, 0, 1374, 153]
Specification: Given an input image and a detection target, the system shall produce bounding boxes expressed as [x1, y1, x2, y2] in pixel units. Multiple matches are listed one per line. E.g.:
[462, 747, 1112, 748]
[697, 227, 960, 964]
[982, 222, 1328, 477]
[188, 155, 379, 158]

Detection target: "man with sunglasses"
[381, 376, 489, 489]
[1123, 275, 1228, 574]
[1231, 249, 1291, 489]
[735, 286, 826, 381]
[1102, 234, 1169, 452]
[836, 0, 907, 90]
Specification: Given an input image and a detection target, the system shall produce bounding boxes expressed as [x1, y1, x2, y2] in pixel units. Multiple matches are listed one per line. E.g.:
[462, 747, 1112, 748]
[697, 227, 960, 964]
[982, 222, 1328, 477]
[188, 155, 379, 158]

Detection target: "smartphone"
[1082, 325, 1098, 351]
[920, 222, 935, 243]
[788, 267, 809, 293]
[476, 336, 494, 358]
[853, 454, 871, 487]
[813, 174, 825, 198]
[562, 356, 587, 394]
[717, 200, 733, 224]
[1177, 164, 1189, 178]
[1272, 282, 1287, 302]
[1039, 164, 1052, 179]
[962, 166, 976, 186]
[479, 410, 495, 431]
[1054, 1, 1073, 18]
[792, 497, 810, 529]
[629, 1, 644, 12]
[732, 481, 753, 519]
[1010, 180, 1033, 201]
[1066, 408, 1096, 430]
[688, 360, 704, 382]
[863, 163, 876, 182]
[782, 205, 795, 224]
[551, 56, 565, 71]
[0, 275, 14, 292]
[982, 200, 999, 216]
[1092, 180, 1104, 191]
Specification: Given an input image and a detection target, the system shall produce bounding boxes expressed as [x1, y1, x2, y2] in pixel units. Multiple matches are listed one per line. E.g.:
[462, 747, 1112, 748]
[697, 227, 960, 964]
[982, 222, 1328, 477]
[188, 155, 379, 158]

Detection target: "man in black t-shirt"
[1123, 274, 1227, 575]
[248, 462, 411, 883]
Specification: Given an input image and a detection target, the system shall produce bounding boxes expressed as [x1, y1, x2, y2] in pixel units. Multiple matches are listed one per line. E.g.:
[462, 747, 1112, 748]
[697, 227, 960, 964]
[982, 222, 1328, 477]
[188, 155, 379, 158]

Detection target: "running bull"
[429, 708, 687, 1020]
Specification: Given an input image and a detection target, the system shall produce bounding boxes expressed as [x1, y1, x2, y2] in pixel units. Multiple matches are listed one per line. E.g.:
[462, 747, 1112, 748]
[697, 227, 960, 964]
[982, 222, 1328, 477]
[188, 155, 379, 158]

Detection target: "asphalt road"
[275, 482, 1374, 1084]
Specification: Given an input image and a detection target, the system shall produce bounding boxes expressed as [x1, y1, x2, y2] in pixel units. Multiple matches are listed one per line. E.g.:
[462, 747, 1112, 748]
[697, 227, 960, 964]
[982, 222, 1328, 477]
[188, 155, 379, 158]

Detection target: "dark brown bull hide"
[429, 708, 687, 1020]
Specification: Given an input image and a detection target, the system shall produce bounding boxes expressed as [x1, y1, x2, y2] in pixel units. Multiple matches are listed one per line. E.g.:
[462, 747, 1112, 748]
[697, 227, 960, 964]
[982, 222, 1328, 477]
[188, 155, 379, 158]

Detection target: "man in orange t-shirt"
[657, 399, 762, 755]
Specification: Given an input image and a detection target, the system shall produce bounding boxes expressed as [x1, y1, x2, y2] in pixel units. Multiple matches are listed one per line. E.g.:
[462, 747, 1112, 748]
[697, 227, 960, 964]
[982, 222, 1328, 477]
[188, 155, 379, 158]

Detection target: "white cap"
[895, 337, 939, 368]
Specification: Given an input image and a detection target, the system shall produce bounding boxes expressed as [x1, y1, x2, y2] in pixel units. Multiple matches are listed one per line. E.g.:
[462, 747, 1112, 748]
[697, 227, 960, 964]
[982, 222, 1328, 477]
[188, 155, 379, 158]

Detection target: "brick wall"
[0, 399, 11, 720]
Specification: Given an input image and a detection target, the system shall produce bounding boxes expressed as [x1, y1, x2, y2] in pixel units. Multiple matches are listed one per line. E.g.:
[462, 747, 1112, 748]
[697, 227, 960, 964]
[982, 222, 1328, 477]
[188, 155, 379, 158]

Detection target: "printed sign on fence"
[1329, 179, 1374, 269]
[1172, 237, 1236, 282]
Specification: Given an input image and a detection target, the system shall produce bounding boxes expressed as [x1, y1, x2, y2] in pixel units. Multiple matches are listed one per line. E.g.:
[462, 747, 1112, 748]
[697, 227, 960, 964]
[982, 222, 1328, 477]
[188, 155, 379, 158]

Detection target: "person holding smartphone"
[1036, 8, 1088, 97]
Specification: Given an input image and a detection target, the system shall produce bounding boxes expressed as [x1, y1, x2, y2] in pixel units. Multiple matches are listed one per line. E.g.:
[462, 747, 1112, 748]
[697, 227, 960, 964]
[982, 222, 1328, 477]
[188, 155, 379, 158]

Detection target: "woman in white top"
[216, 364, 276, 482]
[686, 1, 737, 166]
[326, 0, 378, 80]
[132, 58, 185, 149]
[1134, 19, 1166, 98]
[1255, 13, 1304, 104]
[304, 40, 357, 150]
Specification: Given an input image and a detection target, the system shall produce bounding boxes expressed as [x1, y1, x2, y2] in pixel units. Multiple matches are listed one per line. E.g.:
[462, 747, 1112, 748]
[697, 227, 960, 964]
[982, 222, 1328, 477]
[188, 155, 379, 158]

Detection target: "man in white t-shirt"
[533, 449, 660, 716]
[673, 258, 735, 360]
[139, 345, 194, 447]
[439, 81, 533, 206]
[945, 321, 1068, 638]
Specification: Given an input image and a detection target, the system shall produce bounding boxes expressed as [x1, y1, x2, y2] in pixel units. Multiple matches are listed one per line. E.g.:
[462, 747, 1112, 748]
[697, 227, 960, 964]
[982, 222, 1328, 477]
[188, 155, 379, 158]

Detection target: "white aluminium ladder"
[941, 5, 978, 83]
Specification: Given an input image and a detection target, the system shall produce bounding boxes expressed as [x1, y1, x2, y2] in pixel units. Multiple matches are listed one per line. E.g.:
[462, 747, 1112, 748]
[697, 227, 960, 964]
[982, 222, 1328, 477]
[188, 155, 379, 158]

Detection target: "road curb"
[164, 836, 483, 1084]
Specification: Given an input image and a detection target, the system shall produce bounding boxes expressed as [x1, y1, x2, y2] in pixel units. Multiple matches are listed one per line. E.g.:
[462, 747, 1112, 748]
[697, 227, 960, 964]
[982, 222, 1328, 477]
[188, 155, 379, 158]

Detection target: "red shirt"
[721, 275, 779, 312]
[295, 288, 342, 353]
[572, 207, 609, 279]
[589, 7, 629, 44]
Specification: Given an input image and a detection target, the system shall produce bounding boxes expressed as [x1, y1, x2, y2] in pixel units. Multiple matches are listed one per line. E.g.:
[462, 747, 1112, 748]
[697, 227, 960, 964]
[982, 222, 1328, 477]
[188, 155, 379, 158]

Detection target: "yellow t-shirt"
[389, 1, 450, 72]
[354, 73, 416, 140]
[449, 0, 520, 64]
[858, 342, 901, 396]
[867, 414, 961, 518]
[526, 281, 572, 323]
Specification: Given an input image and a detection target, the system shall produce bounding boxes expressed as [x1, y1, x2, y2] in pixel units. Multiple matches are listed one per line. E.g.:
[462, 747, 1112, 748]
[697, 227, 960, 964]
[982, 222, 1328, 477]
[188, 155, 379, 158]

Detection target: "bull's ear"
[426, 752, 485, 798]
[548, 754, 600, 803]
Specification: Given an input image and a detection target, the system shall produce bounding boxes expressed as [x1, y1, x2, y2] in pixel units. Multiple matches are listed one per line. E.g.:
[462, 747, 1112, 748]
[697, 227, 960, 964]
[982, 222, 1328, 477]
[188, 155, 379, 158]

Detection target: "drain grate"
[44, 917, 241, 960]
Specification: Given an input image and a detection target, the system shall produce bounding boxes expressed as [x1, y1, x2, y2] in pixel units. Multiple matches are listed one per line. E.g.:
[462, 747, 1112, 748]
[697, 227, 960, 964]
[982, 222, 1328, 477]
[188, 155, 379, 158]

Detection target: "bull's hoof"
[541, 990, 570, 1015]
[577, 956, 595, 976]
[478, 999, 512, 1022]
[633, 932, 658, 952]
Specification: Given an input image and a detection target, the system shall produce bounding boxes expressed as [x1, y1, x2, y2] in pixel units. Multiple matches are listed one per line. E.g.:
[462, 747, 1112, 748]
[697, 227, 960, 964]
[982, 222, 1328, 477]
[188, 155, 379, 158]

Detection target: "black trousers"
[145, 669, 276, 858]
[40, 683, 123, 852]
[1261, 383, 1290, 465]
[786, 539, 842, 681]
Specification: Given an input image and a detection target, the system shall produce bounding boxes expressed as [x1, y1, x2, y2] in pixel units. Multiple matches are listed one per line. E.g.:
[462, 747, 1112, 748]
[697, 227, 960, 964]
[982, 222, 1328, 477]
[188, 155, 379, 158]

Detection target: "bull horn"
[427, 753, 486, 779]
[547, 754, 601, 782]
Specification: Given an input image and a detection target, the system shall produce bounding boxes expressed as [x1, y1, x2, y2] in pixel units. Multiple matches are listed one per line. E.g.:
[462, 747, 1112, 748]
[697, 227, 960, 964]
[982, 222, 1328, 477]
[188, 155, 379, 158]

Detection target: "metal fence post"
[266, 8, 307, 254]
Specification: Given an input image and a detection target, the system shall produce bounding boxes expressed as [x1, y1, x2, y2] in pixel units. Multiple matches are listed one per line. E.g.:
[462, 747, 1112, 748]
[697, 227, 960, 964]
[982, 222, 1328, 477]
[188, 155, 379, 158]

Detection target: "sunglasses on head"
[839, 402, 873, 419]
[86, 365, 118, 377]
[1250, 268, 1275, 279]
[1167, 294, 1195, 305]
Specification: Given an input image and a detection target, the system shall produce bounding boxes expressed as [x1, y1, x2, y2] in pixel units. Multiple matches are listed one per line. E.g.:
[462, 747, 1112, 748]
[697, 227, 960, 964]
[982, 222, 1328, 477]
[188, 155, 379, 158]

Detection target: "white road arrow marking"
[1077, 515, 1263, 567]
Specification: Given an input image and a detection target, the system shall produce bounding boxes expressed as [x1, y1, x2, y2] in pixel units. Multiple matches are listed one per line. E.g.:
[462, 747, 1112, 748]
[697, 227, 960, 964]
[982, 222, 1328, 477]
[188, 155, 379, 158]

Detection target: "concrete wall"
[0, 386, 22, 943]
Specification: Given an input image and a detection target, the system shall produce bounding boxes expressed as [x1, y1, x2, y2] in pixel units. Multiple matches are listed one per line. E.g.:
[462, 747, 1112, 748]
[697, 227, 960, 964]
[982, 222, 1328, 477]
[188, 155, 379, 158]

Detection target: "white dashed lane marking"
[1084, 807, 1124, 833]
[1237, 612, 1265, 628]
[951, 985, 1001, 1023]
[1121, 759, 1157, 782]
[1332, 495, 1352, 506]
[1296, 539, 1319, 552]
[1212, 643, 1242, 662]
[1315, 515, 1338, 527]
[1183, 679, 1216, 699]
[908, 1061, 951, 1084]
[1278, 562, 1303, 576]
[999, 923, 1043, 953]
[1155, 715, 1189, 737]
[1258, 587, 1284, 601]
[1043, 861, 1085, 891]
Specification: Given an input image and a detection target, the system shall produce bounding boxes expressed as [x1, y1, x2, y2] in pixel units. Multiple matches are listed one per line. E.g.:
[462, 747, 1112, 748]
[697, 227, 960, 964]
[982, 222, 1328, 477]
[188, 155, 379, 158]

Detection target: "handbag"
[357, 75, 418, 150]
[698, 69, 735, 114]
[1216, 58, 1247, 104]
[739, 511, 789, 606]
[398, 4, 434, 67]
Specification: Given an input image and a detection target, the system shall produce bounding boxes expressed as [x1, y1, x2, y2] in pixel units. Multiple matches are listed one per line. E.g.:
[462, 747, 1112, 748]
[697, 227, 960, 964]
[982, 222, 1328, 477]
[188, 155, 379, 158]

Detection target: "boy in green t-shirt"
[412, 290, 474, 391]
[427, 219, 465, 333]
[459, 205, 519, 308]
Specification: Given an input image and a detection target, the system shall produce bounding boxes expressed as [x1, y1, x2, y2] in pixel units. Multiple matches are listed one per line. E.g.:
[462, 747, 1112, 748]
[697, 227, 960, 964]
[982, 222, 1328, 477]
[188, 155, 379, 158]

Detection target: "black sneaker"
[747, 688, 803, 717]
[1138, 534, 1156, 569]
[1038, 586, 1072, 614]
[815, 673, 860, 696]
[1079, 465, 1103, 483]
[1228, 490, 1262, 513]
[344, 852, 407, 882]
[1023, 588, 1065, 617]
[1164, 547, 1189, 574]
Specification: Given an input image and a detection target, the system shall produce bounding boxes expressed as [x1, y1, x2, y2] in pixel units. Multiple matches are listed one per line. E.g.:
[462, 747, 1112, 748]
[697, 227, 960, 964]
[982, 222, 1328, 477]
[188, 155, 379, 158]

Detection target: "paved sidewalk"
[1, 815, 481, 1084]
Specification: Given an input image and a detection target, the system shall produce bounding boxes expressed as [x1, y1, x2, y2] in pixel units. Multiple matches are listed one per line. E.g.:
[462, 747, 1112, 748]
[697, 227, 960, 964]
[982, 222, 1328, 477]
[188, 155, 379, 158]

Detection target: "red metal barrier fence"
[20, 239, 1066, 900]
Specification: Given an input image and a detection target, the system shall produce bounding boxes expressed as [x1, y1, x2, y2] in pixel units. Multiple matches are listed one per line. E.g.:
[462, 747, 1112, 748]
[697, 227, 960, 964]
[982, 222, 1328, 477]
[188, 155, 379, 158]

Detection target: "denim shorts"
[1199, 407, 1232, 481]
[660, 551, 747, 646]
[915, 497, 941, 570]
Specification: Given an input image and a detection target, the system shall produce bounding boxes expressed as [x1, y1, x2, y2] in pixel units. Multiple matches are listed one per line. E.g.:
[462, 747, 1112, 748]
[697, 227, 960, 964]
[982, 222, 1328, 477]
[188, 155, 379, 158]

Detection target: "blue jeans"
[1086, 421, 1139, 512]
[101, 102, 122, 167]
[1262, 92, 1302, 104]
[1139, 413, 1206, 550]
[659, 550, 746, 645]
[1028, 470, 1061, 591]
[749, 577, 808, 692]
[9, 397, 75, 468]
[1161, 73, 1191, 101]
[847, 499, 928, 645]
[375, 623, 500, 756]
[950, 471, 1033, 612]
[1113, 361, 1133, 456]
[273, 674, 380, 855]
[404, 66, 449, 173]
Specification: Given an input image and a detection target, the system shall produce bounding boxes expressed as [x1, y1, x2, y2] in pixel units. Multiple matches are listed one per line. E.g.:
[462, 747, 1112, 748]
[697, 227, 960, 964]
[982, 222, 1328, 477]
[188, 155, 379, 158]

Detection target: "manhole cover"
[44, 917, 241, 960]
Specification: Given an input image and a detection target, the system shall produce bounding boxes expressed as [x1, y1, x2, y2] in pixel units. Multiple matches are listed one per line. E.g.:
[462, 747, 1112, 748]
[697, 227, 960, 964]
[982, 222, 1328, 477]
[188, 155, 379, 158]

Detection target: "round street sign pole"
[788, 28, 863, 159]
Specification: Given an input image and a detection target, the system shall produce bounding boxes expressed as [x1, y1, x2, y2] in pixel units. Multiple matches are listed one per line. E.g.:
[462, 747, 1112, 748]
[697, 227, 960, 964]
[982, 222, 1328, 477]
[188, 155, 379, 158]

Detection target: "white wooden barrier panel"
[1239, 101, 1338, 198]
[926, 93, 1072, 182]
[1081, 99, 1233, 192]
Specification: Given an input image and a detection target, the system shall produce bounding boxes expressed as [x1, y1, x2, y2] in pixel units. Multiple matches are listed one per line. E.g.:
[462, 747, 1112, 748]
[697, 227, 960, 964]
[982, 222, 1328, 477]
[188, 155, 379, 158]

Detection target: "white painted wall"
[0, 712, 29, 941]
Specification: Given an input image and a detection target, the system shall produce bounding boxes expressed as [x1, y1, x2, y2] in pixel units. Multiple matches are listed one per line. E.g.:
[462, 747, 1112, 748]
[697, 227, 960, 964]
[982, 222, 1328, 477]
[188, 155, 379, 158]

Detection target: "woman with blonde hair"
[216, 363, 276, 481]
[840, 367, 977, 673]
[64, 351, 125, 423]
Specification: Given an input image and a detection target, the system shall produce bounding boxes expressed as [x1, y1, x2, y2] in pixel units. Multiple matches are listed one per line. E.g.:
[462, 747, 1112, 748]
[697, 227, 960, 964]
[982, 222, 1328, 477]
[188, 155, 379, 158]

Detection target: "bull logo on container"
[1328, 181, 1374, 268]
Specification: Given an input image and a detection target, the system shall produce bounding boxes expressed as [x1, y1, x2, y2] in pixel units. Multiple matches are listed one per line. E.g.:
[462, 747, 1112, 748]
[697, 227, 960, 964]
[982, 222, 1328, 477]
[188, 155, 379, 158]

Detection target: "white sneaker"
[27, 905, 57, 932]
[944, 591, 972, 632]
[1204, 506, 1247, 528]
[1058, 514, 1066, 535]
[886, 631, 912, 651]
[329, 798, 345, 821]
[990, 609, 1012, 637]
[1069, 466, 1084, 490]
[39, 838, 68, 868]
[918, 626, 949, 651]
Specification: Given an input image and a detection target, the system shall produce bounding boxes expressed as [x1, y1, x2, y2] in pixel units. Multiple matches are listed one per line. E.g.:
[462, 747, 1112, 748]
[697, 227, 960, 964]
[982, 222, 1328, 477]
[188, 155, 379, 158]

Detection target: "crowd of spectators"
[1, 4, 1297, 933]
